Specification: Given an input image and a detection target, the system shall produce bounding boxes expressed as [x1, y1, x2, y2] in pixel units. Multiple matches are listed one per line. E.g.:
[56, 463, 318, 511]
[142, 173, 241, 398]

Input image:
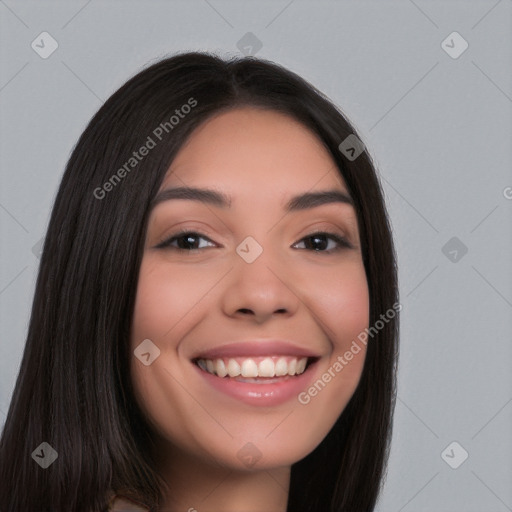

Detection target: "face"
[130, 107, 369, 472]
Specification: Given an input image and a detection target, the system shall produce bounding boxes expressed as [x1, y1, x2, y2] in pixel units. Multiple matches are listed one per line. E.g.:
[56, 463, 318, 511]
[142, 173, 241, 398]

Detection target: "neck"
[154, 442, 290, 512]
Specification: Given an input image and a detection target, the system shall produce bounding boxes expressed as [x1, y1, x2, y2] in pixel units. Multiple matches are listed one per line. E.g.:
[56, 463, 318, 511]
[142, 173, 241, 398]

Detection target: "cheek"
[129, 251, 370, 469]
[130, 256, 209, 448]
[132, 258, 165, 343]
[129, 257, 189, 424]
[292, 259, 369, 443]
[131, 256, 208, 343]
[301, 257, 370, 349]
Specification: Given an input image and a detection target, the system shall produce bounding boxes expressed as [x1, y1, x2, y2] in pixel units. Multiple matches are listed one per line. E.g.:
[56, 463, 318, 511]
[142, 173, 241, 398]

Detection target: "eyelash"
[155, 229, 353, 253]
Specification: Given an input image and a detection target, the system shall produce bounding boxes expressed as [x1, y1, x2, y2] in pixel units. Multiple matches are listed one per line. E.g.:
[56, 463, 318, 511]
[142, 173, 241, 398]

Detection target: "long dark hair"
[0, 51, 399, 512]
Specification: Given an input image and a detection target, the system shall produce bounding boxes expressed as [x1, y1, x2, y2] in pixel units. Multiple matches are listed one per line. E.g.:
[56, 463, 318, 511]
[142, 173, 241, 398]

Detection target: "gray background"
[1, 1, 511, 510]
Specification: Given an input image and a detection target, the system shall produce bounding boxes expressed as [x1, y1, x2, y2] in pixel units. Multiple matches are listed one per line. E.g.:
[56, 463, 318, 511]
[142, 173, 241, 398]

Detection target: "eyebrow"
[150, 186, 354, 212]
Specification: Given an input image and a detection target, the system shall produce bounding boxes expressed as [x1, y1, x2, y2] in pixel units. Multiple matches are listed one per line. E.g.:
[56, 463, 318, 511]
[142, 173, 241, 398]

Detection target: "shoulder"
[107, 491, 151, 511]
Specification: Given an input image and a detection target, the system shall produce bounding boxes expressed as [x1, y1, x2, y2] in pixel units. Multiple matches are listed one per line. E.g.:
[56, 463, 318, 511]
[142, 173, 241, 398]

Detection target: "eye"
[155, 231, 216, 251]
[155, 230, 352, 253]
[293, 231, 353, 252]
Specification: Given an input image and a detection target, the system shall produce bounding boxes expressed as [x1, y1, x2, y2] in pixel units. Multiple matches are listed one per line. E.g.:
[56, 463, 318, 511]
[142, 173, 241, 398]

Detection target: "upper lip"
[191, 340, 321, 360]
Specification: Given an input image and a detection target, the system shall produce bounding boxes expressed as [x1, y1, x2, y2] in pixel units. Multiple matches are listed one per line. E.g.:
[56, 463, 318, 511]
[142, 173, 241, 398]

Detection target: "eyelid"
[293, 230, 354, 251]
[154, 228, 354, 252]
[154, 228, 219, 250]
[297, 221, 355, 247]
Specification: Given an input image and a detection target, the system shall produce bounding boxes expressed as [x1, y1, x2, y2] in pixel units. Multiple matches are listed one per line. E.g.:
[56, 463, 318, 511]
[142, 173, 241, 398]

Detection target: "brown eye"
[293, 232, 352, 252]
[155, 231, 215, 251]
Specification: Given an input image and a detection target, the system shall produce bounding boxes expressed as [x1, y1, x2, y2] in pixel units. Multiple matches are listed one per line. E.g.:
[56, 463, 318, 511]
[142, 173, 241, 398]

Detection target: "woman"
[0, 51, 399, 512]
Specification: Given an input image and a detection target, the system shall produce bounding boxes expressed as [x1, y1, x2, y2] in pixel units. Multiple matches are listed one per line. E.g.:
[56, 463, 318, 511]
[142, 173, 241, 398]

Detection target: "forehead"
[161, 107, 347, 195]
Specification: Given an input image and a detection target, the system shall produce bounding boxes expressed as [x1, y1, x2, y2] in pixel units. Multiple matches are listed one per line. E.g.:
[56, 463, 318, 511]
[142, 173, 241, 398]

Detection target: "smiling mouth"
[192, 355, 319, 383]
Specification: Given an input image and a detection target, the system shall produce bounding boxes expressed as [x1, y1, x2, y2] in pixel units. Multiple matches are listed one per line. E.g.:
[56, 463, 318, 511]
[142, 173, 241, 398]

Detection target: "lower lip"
[192, 361, 318, 407]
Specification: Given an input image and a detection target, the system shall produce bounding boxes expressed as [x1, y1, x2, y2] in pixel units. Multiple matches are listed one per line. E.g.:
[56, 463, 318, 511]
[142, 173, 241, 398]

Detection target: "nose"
[220, 248, 300, 324]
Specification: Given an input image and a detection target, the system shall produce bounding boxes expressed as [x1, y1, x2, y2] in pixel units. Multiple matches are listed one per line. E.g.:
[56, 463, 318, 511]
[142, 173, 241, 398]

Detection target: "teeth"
[296, 357, 307, 374]
[241, 359, 259, 377]
[226, 359, 241, 377]
[258, 358, 275, 377]
[275, 357, 288, 376]
[196, 356, 309, 378]
[215, 359, 228, 378]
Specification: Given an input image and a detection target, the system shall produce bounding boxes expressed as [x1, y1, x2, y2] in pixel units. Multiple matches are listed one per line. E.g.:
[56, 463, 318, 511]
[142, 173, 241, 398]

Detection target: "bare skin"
[130, 107, 369, 511]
